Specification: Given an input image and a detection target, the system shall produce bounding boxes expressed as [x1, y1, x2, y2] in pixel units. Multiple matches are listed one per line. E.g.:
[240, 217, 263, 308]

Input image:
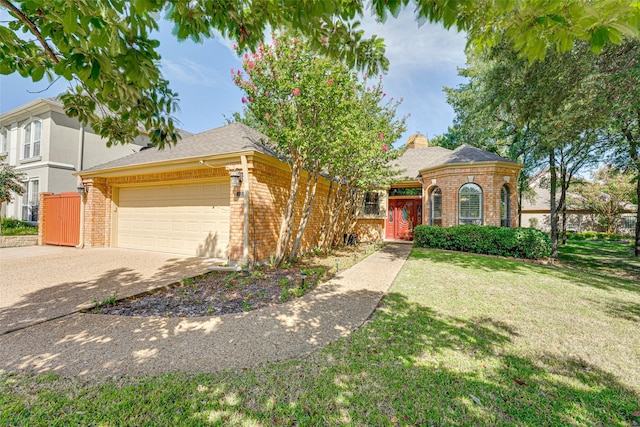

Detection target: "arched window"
[22, 119, 41, 159]
[501, 185, 511, 227]
[459, 183, 483, 225]
[429, 187, 442, 226]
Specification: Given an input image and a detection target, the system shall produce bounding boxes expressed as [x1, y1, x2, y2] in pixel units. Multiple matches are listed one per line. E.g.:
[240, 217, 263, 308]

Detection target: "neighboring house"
[76, 127, 522, 264]
[0, 98, 154, 223]
[520, 169, 637, 234]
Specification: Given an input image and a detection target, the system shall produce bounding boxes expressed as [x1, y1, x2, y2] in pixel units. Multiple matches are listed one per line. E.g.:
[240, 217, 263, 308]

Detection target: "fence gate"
[42, 192, 81, 246]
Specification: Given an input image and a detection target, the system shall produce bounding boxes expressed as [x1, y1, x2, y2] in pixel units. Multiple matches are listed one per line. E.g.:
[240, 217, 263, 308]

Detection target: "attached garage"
[115, 181, 230, 258]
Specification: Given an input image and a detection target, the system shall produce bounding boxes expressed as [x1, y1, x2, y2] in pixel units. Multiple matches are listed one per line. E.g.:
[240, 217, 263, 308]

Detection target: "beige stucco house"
[75, 125, 522, 265]
[521, 169, 637, 234]
[0, 98, 153, 223]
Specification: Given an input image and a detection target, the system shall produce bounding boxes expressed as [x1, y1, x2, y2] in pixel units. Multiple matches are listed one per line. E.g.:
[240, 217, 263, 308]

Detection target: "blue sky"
[0, 10, 468, 146]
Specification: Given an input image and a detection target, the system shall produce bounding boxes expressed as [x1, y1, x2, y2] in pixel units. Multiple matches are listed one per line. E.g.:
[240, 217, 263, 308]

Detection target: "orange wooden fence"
[42, 192, 81, 246]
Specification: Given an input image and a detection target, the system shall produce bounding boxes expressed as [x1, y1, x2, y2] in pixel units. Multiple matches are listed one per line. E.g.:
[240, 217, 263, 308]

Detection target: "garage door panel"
[117, 182, 230, 258]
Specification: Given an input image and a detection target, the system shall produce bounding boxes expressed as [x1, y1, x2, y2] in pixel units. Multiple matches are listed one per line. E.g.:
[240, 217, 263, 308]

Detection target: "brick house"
[355, 134, 522, 241]
[76, 125, 521, 264]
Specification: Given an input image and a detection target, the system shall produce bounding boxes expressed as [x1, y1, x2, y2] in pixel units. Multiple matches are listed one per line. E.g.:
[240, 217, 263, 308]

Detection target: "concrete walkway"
[0, 244, 411, 376]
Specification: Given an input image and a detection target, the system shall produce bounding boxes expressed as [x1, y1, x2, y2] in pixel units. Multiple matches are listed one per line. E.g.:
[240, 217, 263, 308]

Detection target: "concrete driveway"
[0, 246, 215, 334]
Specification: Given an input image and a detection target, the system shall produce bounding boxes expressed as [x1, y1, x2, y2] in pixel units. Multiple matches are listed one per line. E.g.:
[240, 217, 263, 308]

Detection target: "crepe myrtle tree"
[1, 0, 637, 148]
[0, 155, 25, 235]
[233, 36, 405, 265]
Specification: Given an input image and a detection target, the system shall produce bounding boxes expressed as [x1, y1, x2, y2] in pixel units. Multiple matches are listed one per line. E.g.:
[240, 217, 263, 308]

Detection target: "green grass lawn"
[1, 243, 639, 426]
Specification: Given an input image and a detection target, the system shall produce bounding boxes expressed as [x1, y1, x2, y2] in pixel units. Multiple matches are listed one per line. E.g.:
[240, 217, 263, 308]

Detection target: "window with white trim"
[500, 185, 511, 227]
[0, 127, 7, 153]
[363, 191, 381, 216]
[429, 187, 442, 226]
[622, 216, 637, 231]
[22, 120, 41, 159]
[22, 179, 39, 222]
[459, 183, 483, 225]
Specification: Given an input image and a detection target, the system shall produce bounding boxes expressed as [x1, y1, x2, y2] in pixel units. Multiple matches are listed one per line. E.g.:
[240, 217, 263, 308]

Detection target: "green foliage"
[0, 155, 25, 204]
[567, 231, 626, 241]
[0, 218, 37, 236]
[3, 0, 636, 148]
[413, 225, 551, 259]
[570, 167, 636, 234]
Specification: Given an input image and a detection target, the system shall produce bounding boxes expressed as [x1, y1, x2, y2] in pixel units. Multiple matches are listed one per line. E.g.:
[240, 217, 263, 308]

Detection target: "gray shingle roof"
[83, 122, 276, 172]
[392, 146, 452, 180]
[441, 144, 517, 165]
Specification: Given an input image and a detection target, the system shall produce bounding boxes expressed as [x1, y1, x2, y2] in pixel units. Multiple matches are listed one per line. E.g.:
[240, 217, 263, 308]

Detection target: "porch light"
[229, 170, 243, 187]
[77, 184, 89, 195]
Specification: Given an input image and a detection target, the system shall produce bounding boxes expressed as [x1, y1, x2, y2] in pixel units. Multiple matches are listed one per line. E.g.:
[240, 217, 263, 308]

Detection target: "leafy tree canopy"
[1, 0, 638, 148]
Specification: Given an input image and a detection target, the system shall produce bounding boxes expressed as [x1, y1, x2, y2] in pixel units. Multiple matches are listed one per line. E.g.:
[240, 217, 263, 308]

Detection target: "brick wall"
[353, 218, 384, 242]
[247, 157, 331, 262]
[38, 192, 54, 245]
[421, 163, 520, 227]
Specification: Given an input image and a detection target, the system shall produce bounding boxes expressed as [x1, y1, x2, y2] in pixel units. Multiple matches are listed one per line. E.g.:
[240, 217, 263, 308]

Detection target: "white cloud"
[161, 58, 228, 89]
[360, 10, 467, 70]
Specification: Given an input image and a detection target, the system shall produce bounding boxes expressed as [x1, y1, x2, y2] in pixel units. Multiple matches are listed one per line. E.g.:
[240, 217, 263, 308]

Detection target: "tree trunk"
[289, 168, 319, 260]
[549, 150, 559, 259]
[318, 179, 337, 251]
[635, 171, 640, 257]
[274, 157, 303, 266]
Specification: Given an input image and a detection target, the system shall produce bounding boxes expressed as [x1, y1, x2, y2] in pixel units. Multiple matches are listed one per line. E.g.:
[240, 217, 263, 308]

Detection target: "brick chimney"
[406, 133, 429, 149]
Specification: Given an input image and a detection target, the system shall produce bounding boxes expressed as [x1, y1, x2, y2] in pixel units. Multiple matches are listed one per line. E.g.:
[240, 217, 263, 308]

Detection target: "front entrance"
[385, 198, 421, 240]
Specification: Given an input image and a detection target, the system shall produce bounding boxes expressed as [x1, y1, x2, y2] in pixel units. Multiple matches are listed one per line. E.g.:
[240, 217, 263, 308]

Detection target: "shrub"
[1, 218, 38, 236]
[413, 225, 551, 259]
[567, 231, 626, 241]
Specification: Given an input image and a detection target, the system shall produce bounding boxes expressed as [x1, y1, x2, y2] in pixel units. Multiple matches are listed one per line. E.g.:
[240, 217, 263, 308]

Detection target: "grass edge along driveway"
[2, 244, 640, 426]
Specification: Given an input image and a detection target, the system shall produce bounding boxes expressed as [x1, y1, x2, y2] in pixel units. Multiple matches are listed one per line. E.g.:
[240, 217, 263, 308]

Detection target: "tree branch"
[0, 0, 60, 64]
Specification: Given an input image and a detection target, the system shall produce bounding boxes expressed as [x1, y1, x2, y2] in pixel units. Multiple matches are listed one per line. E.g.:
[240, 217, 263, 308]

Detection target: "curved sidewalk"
[0, 244, 411, 376]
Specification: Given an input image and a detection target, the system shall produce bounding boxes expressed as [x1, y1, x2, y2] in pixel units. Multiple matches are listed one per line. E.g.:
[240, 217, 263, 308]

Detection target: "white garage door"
[117, 182, 230, 258]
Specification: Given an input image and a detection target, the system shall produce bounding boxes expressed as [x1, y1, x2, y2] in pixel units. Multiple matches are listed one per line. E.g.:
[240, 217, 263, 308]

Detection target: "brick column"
[37, 192, 54, 245]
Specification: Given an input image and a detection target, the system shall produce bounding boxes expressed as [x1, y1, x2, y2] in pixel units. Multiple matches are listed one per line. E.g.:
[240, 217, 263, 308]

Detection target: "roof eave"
[419, 160, 523, 175]
[76, 149, 264, 178]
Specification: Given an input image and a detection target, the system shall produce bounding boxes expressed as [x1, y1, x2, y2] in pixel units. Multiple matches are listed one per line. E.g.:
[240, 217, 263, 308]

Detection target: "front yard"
[1, 241, 639, 425]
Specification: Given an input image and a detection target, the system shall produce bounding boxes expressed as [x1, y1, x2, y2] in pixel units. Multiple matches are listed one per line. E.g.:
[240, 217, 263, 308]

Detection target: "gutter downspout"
[76, 126, 85, 248]
[241, 155, 250, 266]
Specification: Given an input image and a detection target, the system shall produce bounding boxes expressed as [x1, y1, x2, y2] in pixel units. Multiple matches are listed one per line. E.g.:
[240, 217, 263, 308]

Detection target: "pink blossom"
[265, 92, 270, 97]
[246, 60, 254, 69]
[248, 96, 254, 102]
[383, 93, 386, 97]
[378, 133, 384, 140]
[382, 145, 388, 151]
[230, 68, 234, 74]
[241, 97, 247, 104]
[244, 53, 249, 59]
[264, 113, 271, 119]
[321, 36, 328, 45]
[232, 44, 238, 51]
[292, 88, 301, 96]
[326, 78, 334, 86]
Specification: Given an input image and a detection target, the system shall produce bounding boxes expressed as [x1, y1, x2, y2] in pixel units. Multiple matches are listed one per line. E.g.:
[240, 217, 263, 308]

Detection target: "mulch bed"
[97, 266, 323, 317]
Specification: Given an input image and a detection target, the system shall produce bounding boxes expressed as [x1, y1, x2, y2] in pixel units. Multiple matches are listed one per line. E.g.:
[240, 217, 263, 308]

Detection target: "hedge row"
[413, 225, 551, 259]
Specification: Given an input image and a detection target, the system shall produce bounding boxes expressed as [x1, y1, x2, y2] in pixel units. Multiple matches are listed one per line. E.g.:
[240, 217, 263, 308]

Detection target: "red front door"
[386, 199, 420, 240]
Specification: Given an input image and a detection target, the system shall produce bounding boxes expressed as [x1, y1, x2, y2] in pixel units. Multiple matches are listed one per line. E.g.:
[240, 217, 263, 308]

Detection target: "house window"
[501, 185, 511, 227]
[363, 191, 380, 216]
[22, 120, 41, 159]
[22, 179, 39, 222]
[622, 216, 637, 231]
[0, 127, 7, 153]
[430, 187, 442, 226]
[459, 183, 483, 225]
